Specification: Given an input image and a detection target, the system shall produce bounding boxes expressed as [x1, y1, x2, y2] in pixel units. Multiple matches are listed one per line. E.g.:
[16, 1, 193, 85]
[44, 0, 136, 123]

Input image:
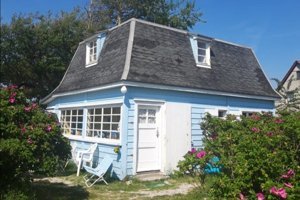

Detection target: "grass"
[31, 163, 213, 200]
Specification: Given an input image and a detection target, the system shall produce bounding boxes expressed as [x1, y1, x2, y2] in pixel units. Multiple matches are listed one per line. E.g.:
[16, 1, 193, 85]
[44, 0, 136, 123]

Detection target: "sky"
[1, 0, 299, 87]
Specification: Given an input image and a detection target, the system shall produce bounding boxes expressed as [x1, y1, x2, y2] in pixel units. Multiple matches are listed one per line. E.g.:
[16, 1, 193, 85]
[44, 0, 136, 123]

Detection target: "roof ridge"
[121, 19, 136, 80]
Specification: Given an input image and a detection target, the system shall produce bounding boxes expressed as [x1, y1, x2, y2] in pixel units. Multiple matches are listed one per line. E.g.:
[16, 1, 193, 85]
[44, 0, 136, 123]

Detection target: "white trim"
[121, 20, 136, 80]
[65, 134, 121, 146]
[44, 81, 279, 104]
[134, 102, 164, 173]
[85, 62, 97, 68]
[56, 99, 123, 109]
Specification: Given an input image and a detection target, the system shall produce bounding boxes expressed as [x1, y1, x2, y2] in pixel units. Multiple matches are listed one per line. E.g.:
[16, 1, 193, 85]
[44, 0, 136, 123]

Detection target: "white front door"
[137, 106, 160, 172]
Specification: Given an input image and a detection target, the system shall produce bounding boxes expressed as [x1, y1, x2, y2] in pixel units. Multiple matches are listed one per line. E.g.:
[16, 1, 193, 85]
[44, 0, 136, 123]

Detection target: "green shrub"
[200, 112, 300, 199]
[0, 86, 71, 196]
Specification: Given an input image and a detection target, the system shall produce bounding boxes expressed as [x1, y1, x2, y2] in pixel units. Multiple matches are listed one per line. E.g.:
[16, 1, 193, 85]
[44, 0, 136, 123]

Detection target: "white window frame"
[61, 108, 84, 136]
[197, 40, 210, 68]
[59, 103, 122, 145]
[86, 40, 98, 67]
[190, 36, 211, 68]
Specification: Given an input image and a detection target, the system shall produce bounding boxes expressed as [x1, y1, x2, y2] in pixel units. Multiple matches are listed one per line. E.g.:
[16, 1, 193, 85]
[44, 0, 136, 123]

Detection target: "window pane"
[138, 109, 146, 117]
[66, 110, 70, 115]
[61, 110, 65, 115]
[78, 116, 83, 122]
[72, 116, 76, 122]
[198, 42, 206, 49]
[94, 123, 101, 130]
[198, 49, 206, 56]
[103, 123, 110, 130]
[104, 108, 111, 114]
[148, 109, 156, 117]
[102, 131, 110, 139]
[95, 108, 102, 115]
[72, 110, 77, 115]
[113, 107, 120, 114]
[66, 116, 70, 122]
[103, 116, 111, 122]
[71, 123, 76, 128]
[139, 117, 146, 124]
[111, 132, 120, 139]
[78, 110, 83, 115]
[148, 117, 156, 124]
[88, 109, 94, 115]
[112, 124, 118, 130]
[77, 123, 82, 129]
[198, 56, 205, 63]
[112, 116, 120, 122]
[86, 131, 93, 137]
[95, 116, 101, 122]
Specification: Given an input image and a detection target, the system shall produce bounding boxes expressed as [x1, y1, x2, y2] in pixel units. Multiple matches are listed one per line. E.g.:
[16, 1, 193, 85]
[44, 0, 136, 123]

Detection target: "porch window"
[61, 109, 84, 136]
[86, 106, 121, 140]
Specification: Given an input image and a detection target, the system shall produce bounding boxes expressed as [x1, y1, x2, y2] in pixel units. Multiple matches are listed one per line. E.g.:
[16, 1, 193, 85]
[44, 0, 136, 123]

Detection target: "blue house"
[42, 18, 279, 180]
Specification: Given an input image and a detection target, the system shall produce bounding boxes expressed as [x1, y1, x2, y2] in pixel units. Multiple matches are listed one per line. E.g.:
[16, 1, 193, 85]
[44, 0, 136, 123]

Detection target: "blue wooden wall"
[48, 85, 275, 179]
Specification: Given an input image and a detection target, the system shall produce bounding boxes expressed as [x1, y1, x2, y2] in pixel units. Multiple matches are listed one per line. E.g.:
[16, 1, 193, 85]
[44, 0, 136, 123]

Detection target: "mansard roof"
[43, 18, 279, 103]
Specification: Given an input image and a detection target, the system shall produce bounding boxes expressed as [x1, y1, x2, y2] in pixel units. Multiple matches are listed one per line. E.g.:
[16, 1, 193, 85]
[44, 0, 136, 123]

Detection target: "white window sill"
[85, 62, 98, 68]
[64, 134, 121, 146]
[196, 63, 211, 68]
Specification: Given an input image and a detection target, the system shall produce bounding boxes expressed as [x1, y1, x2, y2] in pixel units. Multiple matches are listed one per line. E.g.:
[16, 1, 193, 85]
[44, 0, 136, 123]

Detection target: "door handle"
[156, 128, 159, 137]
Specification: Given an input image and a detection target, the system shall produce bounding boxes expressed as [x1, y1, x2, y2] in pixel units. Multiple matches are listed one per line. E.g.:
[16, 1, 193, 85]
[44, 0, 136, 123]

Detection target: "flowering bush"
[201, 112, 300, 199]
[176, 148, 211, 184]
[0, 86, 71, 195]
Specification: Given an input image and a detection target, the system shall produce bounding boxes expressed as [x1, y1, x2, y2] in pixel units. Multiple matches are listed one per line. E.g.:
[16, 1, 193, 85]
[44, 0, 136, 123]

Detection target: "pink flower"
[256, 192, 265, 200]
[281, 169, 295, 179]
[251, 127, 260, 133]
[266, 132, 273, 137]
[24, 106, 31, 112]
[239, 193, 246, 200]
[45, 125, 52, 132]
[27, 138, 33, 144]
[196, 150, 206, 159]
[191, 148, 196, 154]
[270, 187, 287, 199]
[284, 182, 293, 188]
[275, 118, 284, 124]
[9, 97, 15, 104]
[251, 115, 260, 121]
[31, 103, 37, 109]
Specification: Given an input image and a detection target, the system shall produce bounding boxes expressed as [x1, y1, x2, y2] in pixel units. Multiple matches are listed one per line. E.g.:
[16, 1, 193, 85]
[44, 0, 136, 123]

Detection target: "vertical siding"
[191, 107, 206, 149]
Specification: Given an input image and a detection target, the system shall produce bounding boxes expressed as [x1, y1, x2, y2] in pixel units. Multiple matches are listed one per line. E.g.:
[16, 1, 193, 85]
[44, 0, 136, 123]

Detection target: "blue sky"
[1, 0, 299, 86]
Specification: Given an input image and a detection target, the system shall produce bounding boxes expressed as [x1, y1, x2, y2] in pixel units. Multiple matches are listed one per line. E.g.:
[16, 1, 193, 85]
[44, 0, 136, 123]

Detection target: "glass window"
[297, 71, 300, 80]
[86, 106, 121, 140]
[218, 110, 227, 118]
[60, 108, 84, 136]
[88, 40, 97, 64]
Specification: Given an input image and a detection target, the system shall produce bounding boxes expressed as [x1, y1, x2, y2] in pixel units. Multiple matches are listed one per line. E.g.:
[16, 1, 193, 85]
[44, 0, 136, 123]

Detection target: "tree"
[86, 0, 203, 31]
[0, 85, 71, 197]
[272, 78, 300, 112]
[0, 9, 88, 98]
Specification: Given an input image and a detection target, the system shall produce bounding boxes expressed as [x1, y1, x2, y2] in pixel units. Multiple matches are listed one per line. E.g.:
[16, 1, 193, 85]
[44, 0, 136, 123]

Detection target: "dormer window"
[190, 36, 211, 68]
[88, 40, 97, 64]
[85, 33, 106, 67]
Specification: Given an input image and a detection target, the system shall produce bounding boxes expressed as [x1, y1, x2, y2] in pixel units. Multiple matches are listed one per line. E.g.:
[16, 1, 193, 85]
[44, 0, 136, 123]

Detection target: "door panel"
[137, 106, 160, 172]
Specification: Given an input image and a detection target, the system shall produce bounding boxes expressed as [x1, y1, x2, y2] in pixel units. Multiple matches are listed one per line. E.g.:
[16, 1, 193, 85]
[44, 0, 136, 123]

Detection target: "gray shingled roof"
[44, 18, 279, 102]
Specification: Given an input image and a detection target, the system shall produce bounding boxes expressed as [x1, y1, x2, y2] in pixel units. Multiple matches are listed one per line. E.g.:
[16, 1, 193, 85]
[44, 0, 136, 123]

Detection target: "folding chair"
[83, 156, 114, 187]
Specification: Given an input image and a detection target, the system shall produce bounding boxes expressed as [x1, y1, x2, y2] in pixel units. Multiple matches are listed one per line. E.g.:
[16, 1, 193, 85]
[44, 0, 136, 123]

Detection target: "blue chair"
[204, 156, 221, 174]
[83, 155, 113, 187]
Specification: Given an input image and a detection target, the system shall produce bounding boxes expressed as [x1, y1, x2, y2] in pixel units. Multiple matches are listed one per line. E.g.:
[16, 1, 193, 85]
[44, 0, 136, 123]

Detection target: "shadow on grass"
[32, 180, 89, 200]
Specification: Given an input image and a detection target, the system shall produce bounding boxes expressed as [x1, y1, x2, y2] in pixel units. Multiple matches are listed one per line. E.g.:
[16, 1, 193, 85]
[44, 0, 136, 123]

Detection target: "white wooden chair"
[76, 143, 98, 176]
